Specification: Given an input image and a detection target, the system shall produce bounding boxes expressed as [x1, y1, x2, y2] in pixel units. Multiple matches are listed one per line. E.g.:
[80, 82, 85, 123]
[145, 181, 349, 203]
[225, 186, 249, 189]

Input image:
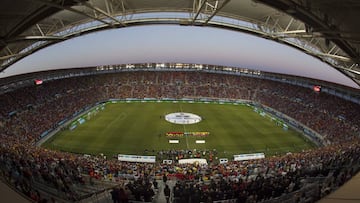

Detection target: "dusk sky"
[1, 25, 358, 88]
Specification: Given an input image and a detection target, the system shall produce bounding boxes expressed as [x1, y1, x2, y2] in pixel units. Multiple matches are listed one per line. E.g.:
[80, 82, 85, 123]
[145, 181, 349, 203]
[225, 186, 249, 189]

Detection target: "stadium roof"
[1, 0, 360, 86]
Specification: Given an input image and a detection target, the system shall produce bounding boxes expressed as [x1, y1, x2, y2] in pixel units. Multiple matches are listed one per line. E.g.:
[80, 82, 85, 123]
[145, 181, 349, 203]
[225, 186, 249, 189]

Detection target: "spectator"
[163, 174, 167, 184]
[111, 187, 120, 203]
[119, 187, 128, 203]
[164, 184, 171, 203]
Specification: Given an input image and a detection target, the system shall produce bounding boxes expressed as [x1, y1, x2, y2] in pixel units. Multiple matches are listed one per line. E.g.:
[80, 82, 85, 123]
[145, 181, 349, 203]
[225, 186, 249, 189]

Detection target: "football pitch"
[43, 101, 315, 159]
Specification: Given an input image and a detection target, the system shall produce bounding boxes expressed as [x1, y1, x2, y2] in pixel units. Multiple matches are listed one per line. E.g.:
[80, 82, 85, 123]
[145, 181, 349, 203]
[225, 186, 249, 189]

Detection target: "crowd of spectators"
[0, 71, 359, 202]
[164, 141, 359, 202]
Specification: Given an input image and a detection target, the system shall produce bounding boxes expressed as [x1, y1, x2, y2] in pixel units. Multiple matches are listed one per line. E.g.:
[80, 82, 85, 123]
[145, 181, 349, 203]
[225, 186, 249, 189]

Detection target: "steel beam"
[204, 0, 231, 24]
[76, 0, 126, 27]
[33, 0, 113, 26]
[327, 45, 337, 54]
[284, 18, 294, 32]
[276, 29, 307, 34]
[36, 24, 45, 36]
[5, 47, 13, 55]
[317, 53, 352, 62]
[6, 36, 66, 43]
[0, 53, 25, 60]
[192, 0, 208, 24]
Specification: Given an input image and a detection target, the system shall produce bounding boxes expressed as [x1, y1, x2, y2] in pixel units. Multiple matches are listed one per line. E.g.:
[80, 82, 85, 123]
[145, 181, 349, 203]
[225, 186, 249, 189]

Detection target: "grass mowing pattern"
[43, 102, 315, 158]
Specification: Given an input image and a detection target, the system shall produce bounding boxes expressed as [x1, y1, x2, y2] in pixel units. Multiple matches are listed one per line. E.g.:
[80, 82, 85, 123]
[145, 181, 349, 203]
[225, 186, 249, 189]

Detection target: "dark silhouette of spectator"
[163, 174, 167, 184]
[118, 188, 128, 203]
[153, 179, 158, 189]
[111, 187, 120, 203]
[164, 184, 171, 203]
[143, 185, 155, 202]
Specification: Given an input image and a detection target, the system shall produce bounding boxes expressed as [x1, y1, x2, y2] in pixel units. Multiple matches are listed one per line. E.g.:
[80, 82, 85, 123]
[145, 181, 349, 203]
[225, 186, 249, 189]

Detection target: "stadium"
[0, 1, 359, 203]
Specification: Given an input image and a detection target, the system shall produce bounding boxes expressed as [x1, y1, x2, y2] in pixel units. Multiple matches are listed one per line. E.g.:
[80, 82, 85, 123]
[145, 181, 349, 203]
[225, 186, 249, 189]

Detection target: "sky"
[1, 24, 358, 88]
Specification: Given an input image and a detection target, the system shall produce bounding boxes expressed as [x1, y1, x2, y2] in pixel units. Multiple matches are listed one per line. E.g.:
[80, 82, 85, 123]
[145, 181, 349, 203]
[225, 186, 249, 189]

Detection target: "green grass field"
[43, 101, 315, 158]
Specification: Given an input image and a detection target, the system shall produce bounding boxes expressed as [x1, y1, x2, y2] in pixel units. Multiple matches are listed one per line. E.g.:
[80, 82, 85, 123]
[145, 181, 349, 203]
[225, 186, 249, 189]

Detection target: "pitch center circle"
[165, 112, 202, 124]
